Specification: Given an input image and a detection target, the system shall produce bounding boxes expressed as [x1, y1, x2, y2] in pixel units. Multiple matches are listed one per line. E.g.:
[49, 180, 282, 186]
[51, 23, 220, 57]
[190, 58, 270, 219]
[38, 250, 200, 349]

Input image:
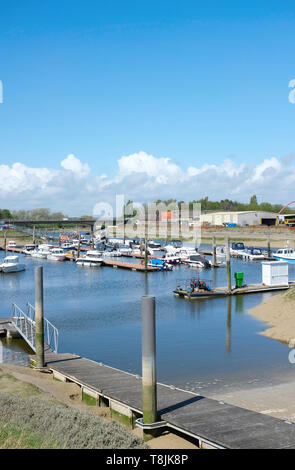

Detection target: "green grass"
[0, 371, 43, 398]
[0, 392, 147, 449]
[0, 422, 61, 449]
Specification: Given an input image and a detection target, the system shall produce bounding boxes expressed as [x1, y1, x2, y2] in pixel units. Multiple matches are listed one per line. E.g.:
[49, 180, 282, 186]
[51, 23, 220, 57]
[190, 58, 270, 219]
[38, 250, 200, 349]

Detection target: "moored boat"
[240, 247, 265, 261]
[273, 247, 295, 263]
[30, 244, 53, 259]
[230, 242, 245, 257]
[47, 248, 67, 261]
[75, 250, 103, 267]
[161, 252, 181, 264]
[184, 254, 212, 268]
[148, 258, 173, 271]
[0, 255, 25, 273]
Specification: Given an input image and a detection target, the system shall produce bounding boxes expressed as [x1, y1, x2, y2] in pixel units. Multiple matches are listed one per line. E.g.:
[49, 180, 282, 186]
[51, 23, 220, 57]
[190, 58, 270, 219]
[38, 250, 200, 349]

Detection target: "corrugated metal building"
[200, 211, 278, 226]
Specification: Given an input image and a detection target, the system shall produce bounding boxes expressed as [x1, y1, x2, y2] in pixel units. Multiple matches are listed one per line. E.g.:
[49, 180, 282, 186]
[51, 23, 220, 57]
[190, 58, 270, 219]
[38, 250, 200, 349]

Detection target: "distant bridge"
[2, 219, 97, 228]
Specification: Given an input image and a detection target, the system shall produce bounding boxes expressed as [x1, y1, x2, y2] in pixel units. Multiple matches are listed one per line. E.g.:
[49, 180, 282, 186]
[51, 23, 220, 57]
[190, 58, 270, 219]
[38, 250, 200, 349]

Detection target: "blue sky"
[1, 1, 295, 214]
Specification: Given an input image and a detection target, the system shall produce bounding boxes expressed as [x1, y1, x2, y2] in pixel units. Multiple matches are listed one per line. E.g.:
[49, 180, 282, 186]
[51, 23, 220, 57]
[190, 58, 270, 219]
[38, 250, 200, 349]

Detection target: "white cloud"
[116, 150, 184, 184]
[0, 151, 294, 215]
[60, 153, 90, 178]
[251, 157, 281, 182]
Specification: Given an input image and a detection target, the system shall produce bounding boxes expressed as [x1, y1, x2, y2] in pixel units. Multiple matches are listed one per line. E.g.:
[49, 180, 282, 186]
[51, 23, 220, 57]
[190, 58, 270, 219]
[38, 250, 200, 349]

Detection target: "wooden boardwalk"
[33, 350, 295, 449]
[102, 259, 159, 271]
[0, 318, 21, 338]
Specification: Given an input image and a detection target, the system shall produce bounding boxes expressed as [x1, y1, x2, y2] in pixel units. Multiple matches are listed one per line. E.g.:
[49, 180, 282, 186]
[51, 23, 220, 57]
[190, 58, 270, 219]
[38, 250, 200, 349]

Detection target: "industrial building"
[279, 214, 295, 226]
[200, 211, 278, 227]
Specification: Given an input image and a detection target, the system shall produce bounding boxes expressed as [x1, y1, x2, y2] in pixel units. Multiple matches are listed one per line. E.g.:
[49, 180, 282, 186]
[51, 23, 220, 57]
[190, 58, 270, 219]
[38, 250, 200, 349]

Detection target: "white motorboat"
[161, 252, 181, 264]
[230, 242, 245, 257]
[148, 241, 162, 250]
[240, 247, 265, 261]
[47, 248, 67, 261]
[23, 243, 36, 255]
[118, 244, 133, 254]
[176, 247, 199, 262]
[163, 244, 177, 253]
[184, 254, 212, 269]
[0, 255, 25, 273]
[273, 247, 295, 263]
[61, 242, 76, 250]
[31, 244, 53, 259]
[102, 250, 122, 257]
[216, 245, 226, 258]
[75, 250, 103, 267]
[7, 241, 17, 249]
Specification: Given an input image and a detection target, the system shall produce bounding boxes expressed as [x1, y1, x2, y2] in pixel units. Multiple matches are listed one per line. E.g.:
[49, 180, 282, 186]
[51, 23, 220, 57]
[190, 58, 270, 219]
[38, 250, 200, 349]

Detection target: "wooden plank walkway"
[102, 259, 159, 271]
[37, 351, 295, 449]
[0, 318, 21, 338]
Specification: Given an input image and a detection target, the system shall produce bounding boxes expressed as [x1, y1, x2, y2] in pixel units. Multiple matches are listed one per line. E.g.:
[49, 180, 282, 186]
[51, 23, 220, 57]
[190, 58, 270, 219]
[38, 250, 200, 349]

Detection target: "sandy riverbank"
[249, 287, 295, 345]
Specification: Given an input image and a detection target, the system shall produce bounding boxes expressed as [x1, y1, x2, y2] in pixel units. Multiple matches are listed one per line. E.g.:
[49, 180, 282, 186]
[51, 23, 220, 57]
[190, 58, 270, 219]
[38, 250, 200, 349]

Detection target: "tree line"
[155, 195, 292, 214]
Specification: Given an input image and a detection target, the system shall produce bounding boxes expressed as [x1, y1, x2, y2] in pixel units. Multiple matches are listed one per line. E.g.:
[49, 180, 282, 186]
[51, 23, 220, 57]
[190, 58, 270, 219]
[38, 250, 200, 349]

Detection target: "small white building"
[200, 211, 278, 227]
[262, 261, 289, 286]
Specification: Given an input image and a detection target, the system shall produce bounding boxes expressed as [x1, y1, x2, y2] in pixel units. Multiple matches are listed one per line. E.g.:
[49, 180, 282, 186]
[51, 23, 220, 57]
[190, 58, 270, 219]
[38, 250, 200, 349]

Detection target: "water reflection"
[0, 338, 31, 366]
[226, 296, 232, 354]
[235, 295, 244, 314]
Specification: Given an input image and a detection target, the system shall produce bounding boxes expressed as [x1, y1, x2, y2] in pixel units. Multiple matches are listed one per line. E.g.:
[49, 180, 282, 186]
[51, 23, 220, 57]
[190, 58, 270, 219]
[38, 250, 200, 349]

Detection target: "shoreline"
[249, 287, 295, 345]
[0, 363, 197, 449]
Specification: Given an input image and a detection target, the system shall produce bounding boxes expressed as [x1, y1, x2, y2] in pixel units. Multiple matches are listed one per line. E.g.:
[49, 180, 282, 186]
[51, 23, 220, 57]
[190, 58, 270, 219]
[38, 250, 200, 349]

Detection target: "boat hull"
[273, 255, 295, 264]
[47, 255, 66, 261]
[76, 260, 102, 267]
[1, 264, 25, 273]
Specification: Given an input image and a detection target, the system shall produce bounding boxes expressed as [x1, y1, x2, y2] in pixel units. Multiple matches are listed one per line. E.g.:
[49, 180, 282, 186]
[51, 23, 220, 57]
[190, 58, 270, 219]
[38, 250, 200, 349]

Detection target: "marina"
[1, 239, 295, 392]
[1, 236, 295, 448]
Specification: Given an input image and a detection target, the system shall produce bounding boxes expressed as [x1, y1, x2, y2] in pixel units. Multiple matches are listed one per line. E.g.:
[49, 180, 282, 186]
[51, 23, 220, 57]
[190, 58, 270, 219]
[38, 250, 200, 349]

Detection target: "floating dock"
[0, 318, 21, 338]
[27, 349, 295, 449]
[174, 282, 294, 299]
[102, 259, 159, 271]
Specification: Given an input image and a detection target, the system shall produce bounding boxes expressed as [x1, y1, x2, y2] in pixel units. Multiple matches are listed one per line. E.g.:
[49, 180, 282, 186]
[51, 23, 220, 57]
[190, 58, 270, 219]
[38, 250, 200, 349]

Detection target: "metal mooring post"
[212, 236, 217, 266]
[35, 266, 45, 368]
[141, 295, 158, 440]
[226, 237, 232, 293]
[267, 233, 271, 259]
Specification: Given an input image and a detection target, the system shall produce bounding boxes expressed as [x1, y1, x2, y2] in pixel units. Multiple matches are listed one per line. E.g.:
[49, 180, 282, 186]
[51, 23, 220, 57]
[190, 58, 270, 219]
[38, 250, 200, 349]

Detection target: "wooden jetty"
[0, 246, 24, 253]
[174, 282, 293, 299]
[0, 318, 21, 338]
[102, 259, 159, 272]
[27, 349, 295, 449]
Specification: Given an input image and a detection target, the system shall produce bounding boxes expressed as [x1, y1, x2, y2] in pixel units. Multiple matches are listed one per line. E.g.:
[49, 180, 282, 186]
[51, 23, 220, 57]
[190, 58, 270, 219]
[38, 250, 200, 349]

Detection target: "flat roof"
[201, 211, 278, 216]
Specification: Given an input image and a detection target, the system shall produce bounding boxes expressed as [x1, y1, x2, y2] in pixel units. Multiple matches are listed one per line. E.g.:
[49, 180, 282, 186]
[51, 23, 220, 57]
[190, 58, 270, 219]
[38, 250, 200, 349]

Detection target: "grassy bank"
[0, 368, 147, 449]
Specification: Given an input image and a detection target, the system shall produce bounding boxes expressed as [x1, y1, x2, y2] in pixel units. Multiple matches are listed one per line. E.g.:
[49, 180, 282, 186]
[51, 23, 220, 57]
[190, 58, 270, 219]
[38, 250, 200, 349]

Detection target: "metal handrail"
[11, 302, 59, 354]
[26, 303, 58, 353]
[11, 303, 36, 352]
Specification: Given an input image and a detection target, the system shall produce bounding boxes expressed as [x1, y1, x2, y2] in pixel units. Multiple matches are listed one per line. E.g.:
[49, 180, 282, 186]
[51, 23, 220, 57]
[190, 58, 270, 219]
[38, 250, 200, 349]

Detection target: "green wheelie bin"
[234, 272, 244, 288]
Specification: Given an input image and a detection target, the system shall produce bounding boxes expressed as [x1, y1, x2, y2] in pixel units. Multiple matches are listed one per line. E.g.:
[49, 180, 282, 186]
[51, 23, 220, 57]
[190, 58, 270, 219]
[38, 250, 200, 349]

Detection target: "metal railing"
[11, 302, 59, 353]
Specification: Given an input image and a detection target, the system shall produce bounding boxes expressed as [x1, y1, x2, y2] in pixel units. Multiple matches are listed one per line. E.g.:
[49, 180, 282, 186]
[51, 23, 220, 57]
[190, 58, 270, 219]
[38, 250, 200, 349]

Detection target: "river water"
[1, 244, 295, 394]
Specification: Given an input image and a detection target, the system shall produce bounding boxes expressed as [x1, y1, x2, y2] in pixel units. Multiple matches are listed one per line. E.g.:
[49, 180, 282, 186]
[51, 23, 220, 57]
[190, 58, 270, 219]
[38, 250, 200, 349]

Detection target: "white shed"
[262, 261, 289, 286]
